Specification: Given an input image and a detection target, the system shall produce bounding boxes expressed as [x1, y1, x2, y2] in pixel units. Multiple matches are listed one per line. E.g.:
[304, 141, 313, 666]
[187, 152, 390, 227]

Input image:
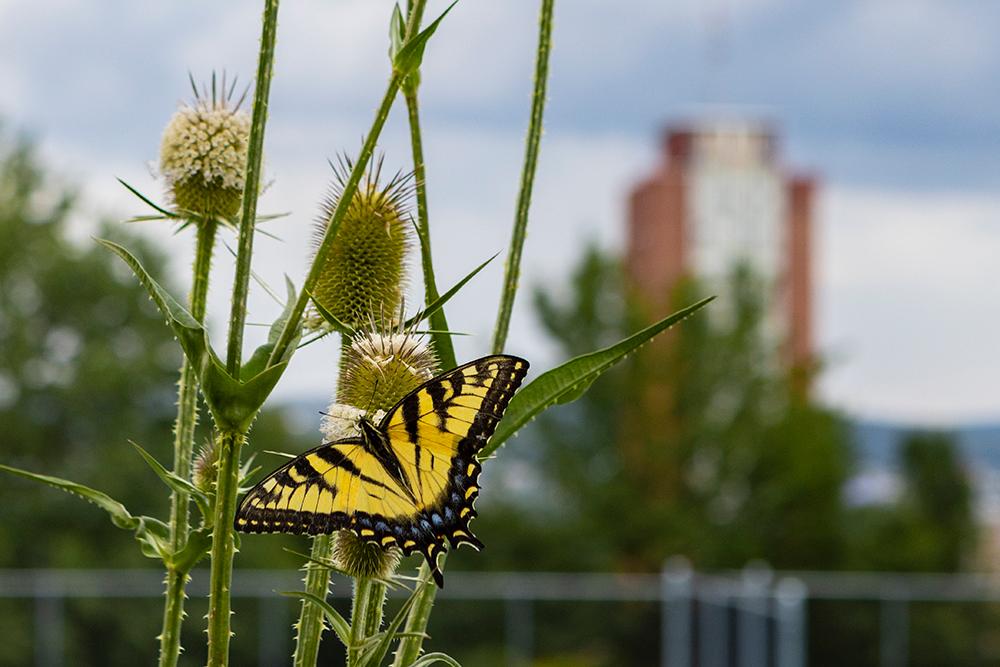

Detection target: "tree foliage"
[480, 244, 851, 573]
[469, 242, 982, 666]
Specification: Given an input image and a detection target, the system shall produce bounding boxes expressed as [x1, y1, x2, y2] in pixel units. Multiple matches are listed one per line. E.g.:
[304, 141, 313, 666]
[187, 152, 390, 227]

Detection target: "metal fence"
[4, 563, 1000, 666]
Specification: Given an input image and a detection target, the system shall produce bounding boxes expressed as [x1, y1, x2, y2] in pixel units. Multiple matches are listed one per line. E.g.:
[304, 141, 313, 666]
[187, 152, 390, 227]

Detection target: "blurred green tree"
[478, 244, 850, 573]
[847, 430, 976, 572]
[0, 130, 181, 569]
[467, 243, 983, 667]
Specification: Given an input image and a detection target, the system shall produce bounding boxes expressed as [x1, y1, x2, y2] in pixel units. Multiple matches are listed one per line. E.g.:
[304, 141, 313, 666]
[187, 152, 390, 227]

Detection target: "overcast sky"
[3, 0, 1000, 425]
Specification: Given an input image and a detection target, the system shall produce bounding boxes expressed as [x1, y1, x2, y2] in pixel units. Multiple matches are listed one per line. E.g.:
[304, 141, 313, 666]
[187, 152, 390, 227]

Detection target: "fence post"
[698, 580, 731, 667]
[879, 597, 908, 667]
[738, 561, 772, 667]
[775, 577, 807, 667]
[662, 556, 693, 667]
[505, 595, 534, 667]
[258, 594, 289, 666]
[34, 572, 64, 667]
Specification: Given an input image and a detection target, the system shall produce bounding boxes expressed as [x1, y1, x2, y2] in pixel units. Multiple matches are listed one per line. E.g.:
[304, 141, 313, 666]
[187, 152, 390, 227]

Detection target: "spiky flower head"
[332, 528, 401, 579]
[307, 157, 414, 331]
[337, 326, 439, 413]
[319, 326, 438, 442]
[192, 436, 220, 493]
[159, 73, 250, 222]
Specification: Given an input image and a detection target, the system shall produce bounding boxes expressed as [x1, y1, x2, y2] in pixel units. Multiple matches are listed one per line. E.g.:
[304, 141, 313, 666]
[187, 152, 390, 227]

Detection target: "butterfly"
[234, 354, 529, 587]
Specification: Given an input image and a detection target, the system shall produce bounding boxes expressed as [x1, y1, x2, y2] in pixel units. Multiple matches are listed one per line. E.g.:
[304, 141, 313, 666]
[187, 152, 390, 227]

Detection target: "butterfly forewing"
[235, 354, 530, 587]
[382, 355, 529, 501]
[236, 440, 417, 534]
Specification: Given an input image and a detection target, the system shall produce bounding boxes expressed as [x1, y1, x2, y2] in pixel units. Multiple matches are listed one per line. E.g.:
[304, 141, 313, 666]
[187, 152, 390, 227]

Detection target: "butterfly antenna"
[365, 377, 380, 415]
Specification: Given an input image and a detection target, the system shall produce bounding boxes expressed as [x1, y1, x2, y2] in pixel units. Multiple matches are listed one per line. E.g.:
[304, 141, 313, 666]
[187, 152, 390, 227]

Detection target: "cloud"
[5, 0, 1000, 425]
[818, 186, 1000, 424]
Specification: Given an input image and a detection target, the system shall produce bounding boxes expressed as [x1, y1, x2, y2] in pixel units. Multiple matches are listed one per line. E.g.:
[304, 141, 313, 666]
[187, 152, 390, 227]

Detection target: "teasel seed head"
[332, 529, 401, 580]
[192, 435, 220, 493]
[337, 325, 439, 414]
[159, 73, 250, 223]
[307, 156, 414, 331]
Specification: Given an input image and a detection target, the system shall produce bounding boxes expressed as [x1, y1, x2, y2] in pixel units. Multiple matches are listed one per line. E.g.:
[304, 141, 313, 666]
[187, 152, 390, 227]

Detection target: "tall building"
[627, 119, 815, 368]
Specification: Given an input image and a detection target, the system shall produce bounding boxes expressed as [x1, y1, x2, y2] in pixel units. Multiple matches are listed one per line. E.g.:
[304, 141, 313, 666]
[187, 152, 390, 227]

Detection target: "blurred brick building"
[627, 120, 815, 368]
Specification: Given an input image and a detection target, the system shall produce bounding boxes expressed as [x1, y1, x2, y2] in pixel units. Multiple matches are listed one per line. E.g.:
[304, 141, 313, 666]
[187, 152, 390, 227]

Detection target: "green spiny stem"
[159, 570, 191, 667]
[266, 71, 402, 369]
[404, 0, 427, 36]
[398, 2, 557, 662]
[206, 1, 280, 664]
[392, 561, 439, 666]
[205, 431, 245, 666]
[293, 534, 334, 667]
[348, 577, 375, 666]
[158, 219, 217, 667]
[405, 89, 456, 370]
[266, 0, 428, 370]
[226, 0, 280, 377]
[492, 0, 556, 355]
[363, 580, 387, 636]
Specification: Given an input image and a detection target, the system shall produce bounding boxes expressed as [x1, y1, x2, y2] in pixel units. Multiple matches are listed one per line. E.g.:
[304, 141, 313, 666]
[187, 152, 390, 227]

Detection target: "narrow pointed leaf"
[283, 590, 352, 646]
[487, 297, 714, 455]
[97, 238, 208, 370]
[388, 3, 406, 60]
[393, 1, 458, 76]
[404, 253, 498, 329]
[308, 291, 357, 338]
[0, 464, 170, 560]
[409, 653, 462, 667]
[130, 441, 211, 521]
[201, 355, 288, 432]
[243, 276, 300, 377]
[117, 178, 178, 219]
[170, 525, 214, 573]
[357, 585, 419, 667]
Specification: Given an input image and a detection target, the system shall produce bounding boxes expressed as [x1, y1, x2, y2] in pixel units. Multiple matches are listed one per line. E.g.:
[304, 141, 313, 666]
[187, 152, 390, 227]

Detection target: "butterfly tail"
[422, 542, 446, 588]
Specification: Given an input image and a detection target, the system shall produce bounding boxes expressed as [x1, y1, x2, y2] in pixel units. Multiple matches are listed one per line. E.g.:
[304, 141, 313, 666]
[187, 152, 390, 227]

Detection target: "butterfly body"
[235, 355, 529, 587]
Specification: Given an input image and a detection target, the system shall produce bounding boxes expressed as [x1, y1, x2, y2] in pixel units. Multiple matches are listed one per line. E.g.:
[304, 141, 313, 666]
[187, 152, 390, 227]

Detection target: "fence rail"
[4, 564, 1000, 666]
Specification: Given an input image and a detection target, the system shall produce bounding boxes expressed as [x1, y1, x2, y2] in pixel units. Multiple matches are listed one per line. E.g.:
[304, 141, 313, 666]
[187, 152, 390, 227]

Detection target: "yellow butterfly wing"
[235, 439, 418, 534]
[235, 354, 529, 587]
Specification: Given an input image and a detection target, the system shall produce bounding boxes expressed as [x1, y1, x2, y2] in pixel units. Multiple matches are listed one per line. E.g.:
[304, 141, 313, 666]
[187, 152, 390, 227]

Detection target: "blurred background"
[3, 0, 1000, 665]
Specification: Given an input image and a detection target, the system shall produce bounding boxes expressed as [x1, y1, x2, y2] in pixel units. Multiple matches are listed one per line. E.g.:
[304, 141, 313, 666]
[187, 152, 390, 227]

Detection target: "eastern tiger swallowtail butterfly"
[235, 354, 529, 587]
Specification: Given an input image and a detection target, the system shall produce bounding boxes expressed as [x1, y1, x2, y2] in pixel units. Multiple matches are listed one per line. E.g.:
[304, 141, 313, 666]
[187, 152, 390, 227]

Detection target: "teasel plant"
[0, 0, 713, 665]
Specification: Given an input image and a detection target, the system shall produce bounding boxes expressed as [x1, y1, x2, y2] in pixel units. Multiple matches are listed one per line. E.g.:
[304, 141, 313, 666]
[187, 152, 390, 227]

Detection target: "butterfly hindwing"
[235, 354, 530, 587]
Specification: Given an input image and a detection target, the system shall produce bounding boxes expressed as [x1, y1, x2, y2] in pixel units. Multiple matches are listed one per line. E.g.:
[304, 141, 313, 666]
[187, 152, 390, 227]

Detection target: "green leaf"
[393, 1, 458, 76]
[243, 276, 300, 377]
[0, 464, 170, 560]
[408, 653, 463, 667]
[283, 590, 352, 647]
[97, 238, 208, 372]
[357, 584, 419, 667]
[388, 3, 406, 61]
[100, 238, 284, 429]
[280, 548, 403, 590]
[486, 297, 714, 455]
[170, 525, 213, 573]
[404, 253, 498, 330]
[200, 355, 288, 432]
[117, 178, 179, 219]
[130, 441, 211, 521]
[308, 291, 357, 338]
